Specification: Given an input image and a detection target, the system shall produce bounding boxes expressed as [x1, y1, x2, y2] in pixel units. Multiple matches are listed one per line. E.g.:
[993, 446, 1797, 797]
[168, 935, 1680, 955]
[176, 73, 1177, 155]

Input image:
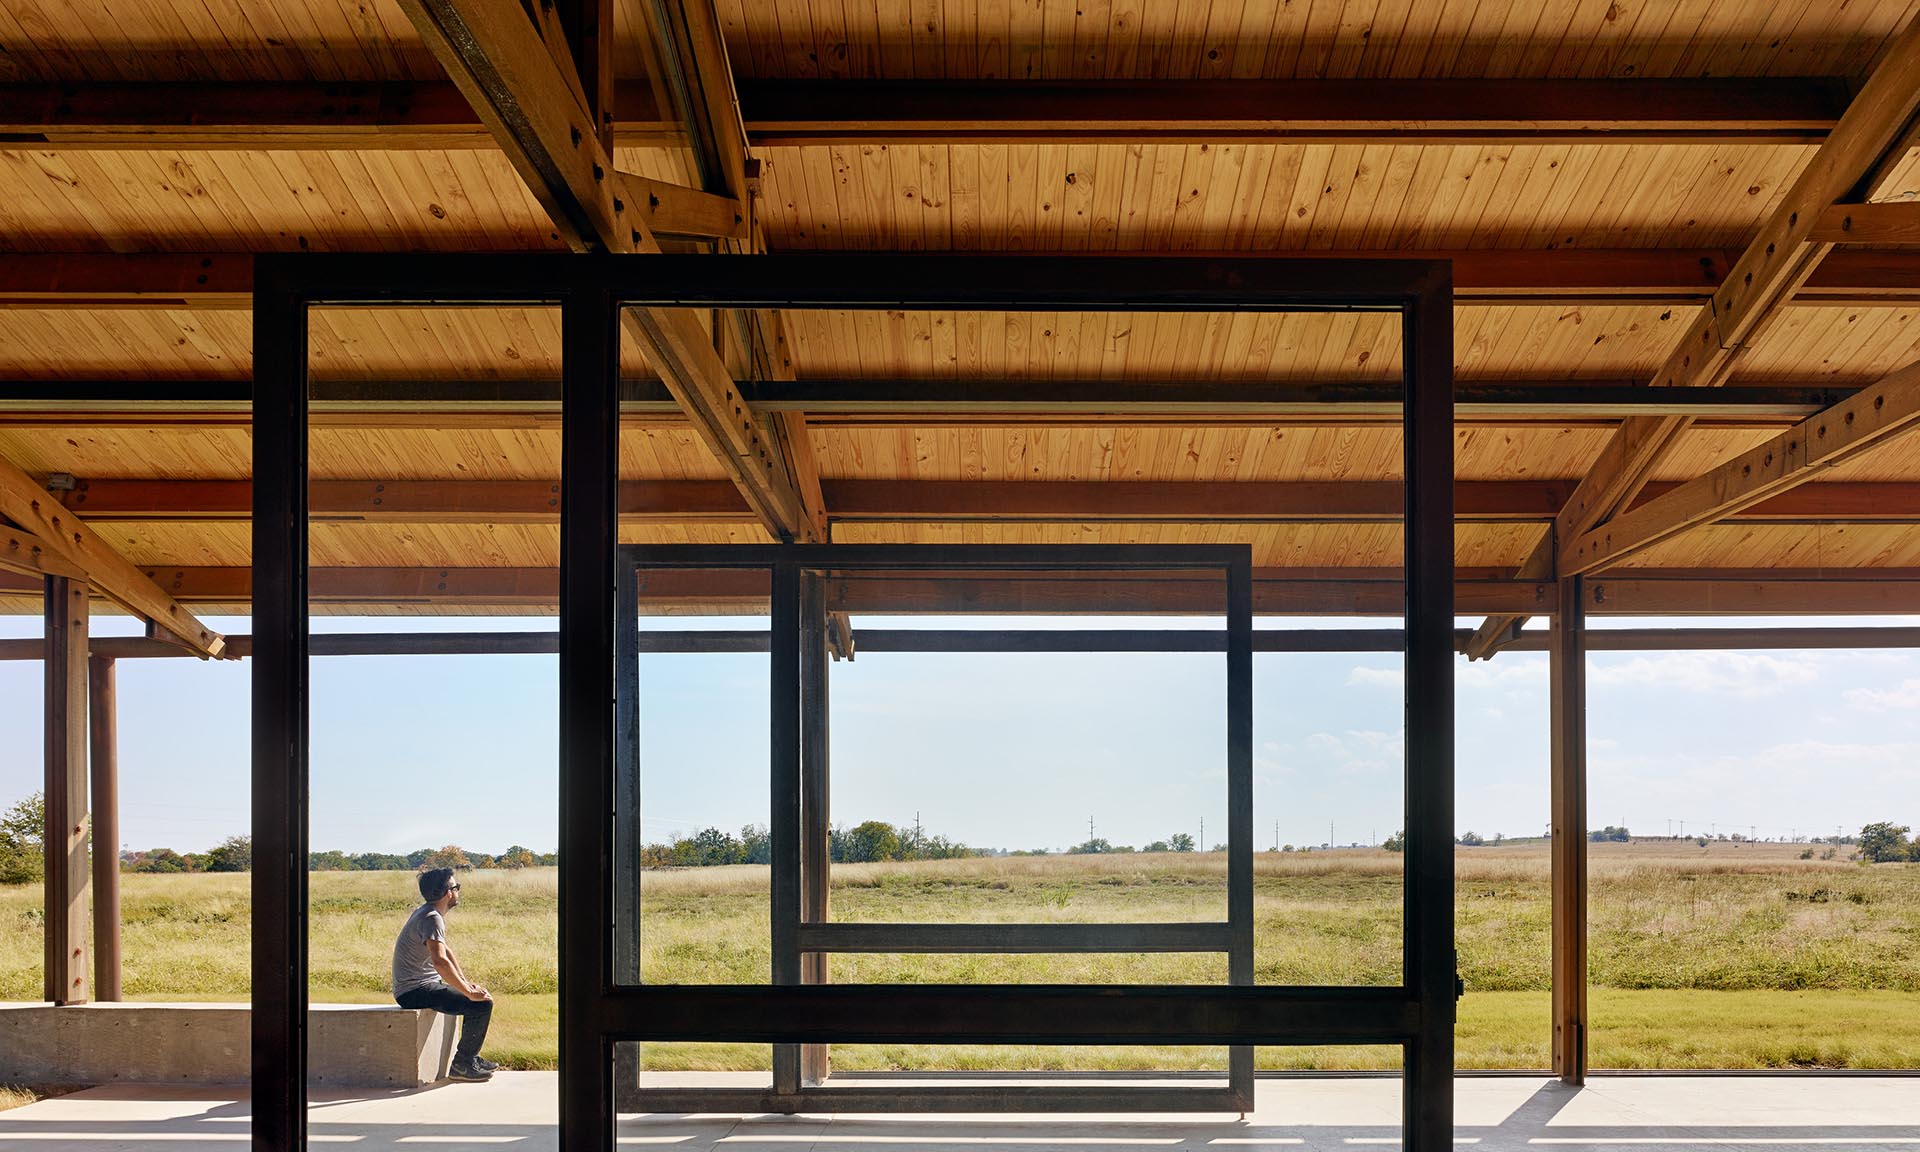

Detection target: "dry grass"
[2, 840, 1916, 1072]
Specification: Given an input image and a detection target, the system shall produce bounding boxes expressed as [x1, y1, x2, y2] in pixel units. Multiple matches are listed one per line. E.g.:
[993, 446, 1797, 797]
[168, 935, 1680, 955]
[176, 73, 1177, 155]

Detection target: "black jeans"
[397, 985, 492, 1066]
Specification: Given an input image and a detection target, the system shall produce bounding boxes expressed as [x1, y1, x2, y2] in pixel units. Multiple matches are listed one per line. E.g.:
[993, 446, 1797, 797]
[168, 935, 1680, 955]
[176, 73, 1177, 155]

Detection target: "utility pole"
[1199, 816, 1204, 851]
[1329, 819, 1335, 850]
[1274, 821, 1279, 852]
[1088, 815, 1095, 844]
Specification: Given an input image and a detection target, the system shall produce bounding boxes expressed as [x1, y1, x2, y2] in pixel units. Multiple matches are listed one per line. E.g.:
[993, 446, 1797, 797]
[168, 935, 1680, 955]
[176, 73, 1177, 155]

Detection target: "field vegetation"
[2, 839, 1916, 1073]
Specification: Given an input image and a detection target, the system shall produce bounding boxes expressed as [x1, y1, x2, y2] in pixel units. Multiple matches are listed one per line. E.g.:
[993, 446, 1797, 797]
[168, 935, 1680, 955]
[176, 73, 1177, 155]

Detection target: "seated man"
[392, 867, 496, 1082]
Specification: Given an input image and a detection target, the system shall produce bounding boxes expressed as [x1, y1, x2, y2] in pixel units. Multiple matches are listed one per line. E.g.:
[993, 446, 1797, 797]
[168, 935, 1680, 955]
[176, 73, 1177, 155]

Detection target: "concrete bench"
[0, 1002, 458, 1088]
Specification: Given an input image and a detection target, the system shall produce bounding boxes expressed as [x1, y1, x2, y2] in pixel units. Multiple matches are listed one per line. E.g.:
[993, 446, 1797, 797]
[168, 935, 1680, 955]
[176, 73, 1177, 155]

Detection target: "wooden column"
[88, 655, 121, 1001]
[43, 575, 90, 1005]
[799, 571, 832, 1085]
[1549, 576, 1588, 1083]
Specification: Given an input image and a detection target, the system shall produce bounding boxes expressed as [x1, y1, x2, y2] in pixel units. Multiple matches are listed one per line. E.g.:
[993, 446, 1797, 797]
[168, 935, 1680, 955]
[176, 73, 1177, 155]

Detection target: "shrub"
[0, 793, 43, 885]
[1859, 822, 1914, 864]
[1382, 830, 1405, 853]
[205, 835, 252, 873]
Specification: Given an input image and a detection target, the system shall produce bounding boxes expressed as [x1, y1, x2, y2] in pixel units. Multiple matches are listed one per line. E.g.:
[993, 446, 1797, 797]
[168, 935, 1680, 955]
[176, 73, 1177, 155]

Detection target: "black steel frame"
[614, 544, 1254, 1114]
[250, 252, 1454, 1152]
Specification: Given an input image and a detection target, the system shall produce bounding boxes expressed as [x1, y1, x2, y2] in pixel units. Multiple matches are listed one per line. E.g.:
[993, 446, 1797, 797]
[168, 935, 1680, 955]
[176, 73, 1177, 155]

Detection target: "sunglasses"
[447, 884, 461, 892]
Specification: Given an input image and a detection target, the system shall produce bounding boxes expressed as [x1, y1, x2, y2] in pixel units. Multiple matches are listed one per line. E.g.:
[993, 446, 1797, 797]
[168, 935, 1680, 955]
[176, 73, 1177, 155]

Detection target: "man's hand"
[465, 985, 492, 1002]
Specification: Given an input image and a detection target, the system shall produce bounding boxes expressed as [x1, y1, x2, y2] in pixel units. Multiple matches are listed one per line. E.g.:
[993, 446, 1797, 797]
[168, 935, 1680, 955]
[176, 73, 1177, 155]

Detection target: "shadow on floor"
[1, 1080, 1917, 1151]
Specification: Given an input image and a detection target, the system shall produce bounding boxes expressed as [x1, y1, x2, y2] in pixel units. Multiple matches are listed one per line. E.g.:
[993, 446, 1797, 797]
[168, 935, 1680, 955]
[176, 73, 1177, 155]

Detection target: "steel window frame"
[613, 543, 1254, 1114]
[250, 252, 1454, 1152]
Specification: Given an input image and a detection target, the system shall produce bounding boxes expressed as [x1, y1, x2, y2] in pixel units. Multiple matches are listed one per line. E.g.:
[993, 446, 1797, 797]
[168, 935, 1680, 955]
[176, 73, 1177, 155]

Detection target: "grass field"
[3, 839, 1917, 1072]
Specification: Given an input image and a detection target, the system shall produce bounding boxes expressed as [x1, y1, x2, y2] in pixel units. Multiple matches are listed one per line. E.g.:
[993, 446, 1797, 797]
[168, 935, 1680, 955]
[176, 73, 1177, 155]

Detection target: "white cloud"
[1587, 650, 1820, 698]
[1298, 728, 1404, 776]
[1345, 666, 1403, 688]
[1845, 678, 1920, 713]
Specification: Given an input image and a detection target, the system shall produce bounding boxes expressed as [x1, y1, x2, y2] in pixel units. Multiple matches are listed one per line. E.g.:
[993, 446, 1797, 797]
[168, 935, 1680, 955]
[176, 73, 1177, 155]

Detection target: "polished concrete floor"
[1, 1073, 1916, 1150]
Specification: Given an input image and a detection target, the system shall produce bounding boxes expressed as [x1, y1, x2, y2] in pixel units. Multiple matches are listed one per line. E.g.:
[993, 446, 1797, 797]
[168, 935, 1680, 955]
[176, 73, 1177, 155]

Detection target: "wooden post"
[1549, 576, 1588, 1083]
[799, 571, 832, 1085]
[88, 655, 120, 1001]
[43, 575, 90, 1005]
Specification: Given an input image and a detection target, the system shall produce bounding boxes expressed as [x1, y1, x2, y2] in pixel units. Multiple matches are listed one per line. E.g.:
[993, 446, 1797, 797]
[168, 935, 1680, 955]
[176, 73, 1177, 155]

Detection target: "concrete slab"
[0, 1002, 456, 1089]
[1, 1075, 1916, 1151]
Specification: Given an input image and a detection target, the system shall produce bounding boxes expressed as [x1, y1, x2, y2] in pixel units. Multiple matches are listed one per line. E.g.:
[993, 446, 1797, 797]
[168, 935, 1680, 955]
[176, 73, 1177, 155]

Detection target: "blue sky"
[2, 613, 1918, 855]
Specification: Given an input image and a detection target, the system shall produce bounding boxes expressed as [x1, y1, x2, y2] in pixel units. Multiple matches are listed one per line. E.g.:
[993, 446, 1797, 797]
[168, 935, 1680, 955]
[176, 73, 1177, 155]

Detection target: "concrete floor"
[1, 1073, 1916, 1150]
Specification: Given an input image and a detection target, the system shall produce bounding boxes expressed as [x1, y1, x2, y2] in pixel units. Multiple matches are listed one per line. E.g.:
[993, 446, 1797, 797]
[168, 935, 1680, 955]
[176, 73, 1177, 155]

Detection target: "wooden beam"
[1548, 575, 1587, 1085]
[14, 249, 1920, 310]
[1811, 201, 1920, 244]
[0, 78, 1850, 148]
[0, 456, 224, 657]
[1, 563, 1917, 616]
[396, 0, 815, 542]
[42, 575, 89, 1005]
[394, 0, 637, 253]
[88, 654, 120, 1002]
[1564, 359, 1920, 575]
[51, 476, 1920, 527]
[0, 377, 1879, 428]
[736, 78, 1849, 145]
[1, 524, 87, 580]
[627, 174, 747, 240]
[1465, 14, 1920, 658]
[0, 81, 678, 149]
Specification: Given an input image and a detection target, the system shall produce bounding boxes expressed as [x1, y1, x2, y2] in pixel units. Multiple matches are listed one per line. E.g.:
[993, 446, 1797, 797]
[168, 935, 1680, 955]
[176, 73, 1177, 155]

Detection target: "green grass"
[3, 841, 1917, 1072]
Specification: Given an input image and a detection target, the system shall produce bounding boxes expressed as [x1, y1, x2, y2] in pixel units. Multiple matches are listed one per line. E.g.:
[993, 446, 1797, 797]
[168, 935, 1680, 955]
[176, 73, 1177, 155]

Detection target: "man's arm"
[428, 940, 490, 1001]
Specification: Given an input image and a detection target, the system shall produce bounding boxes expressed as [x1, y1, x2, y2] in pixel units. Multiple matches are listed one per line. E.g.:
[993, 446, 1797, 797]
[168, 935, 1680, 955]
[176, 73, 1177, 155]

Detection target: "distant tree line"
[1061, 831, 1197, 855]
[123, 840, 556, 874]
[641, 819, 979, 868]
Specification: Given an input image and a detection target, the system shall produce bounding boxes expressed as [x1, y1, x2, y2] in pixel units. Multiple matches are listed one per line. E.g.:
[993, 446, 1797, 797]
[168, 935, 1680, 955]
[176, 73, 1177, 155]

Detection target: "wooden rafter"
[395, 0, 631, 254]
[0, 524, 86, 580]
[0, 456, 225, 657]
[1810, 201, 1920, 244]
[0, 77, 1852, 149]
[639, 0, 832, 549]
[1463, 12, 1920, 659]
[397, 0, 816, 543]
[1563, 359, 1920, 575]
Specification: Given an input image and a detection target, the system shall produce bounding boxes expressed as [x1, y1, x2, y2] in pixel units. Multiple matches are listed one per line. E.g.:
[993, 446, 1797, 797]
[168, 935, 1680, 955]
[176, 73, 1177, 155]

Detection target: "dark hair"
[418, 867, 456, 902]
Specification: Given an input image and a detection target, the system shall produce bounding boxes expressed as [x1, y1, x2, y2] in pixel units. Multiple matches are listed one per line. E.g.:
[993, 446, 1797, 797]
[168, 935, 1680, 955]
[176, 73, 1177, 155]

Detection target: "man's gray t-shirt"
[392, 903, 448, 997]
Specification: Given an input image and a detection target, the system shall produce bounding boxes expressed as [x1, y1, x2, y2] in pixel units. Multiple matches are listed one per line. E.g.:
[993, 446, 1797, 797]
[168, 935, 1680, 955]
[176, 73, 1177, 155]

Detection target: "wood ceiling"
[5, 0, 1920, 617]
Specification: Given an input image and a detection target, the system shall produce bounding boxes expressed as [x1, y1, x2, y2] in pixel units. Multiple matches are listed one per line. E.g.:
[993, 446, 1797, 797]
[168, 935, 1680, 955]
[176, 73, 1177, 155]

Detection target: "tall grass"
[2, 841, 1916, 1071]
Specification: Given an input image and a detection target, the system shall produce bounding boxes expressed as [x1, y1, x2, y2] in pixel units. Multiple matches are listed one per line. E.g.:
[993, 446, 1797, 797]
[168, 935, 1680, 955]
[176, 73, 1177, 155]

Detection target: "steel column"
[560, 288, 623, 1148]
[249, 266, 308, 1152]
[1402, 270, 1457, 1148]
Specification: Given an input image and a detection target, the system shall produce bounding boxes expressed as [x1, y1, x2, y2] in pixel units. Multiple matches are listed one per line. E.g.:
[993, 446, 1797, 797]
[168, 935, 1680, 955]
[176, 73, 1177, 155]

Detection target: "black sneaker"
[447, 1060, 492, 1082]
[474, 1056, 500, 1072]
